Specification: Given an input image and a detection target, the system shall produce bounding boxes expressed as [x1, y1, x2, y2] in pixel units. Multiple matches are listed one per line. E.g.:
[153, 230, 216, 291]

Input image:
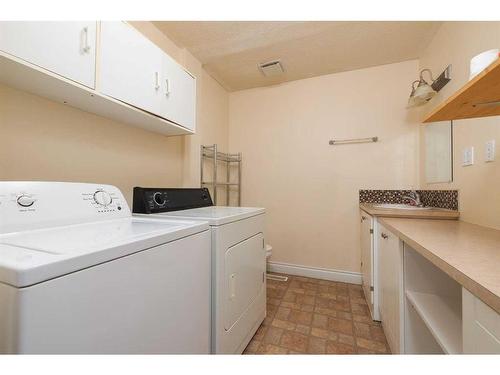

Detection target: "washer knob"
[17, 195, 35, 207]
[93, 190, 112, 206]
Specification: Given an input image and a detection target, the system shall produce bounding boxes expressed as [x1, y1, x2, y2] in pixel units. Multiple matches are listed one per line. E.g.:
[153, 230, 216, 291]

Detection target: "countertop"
[360, 203, 460, 219]
[379, 217, 500, 314]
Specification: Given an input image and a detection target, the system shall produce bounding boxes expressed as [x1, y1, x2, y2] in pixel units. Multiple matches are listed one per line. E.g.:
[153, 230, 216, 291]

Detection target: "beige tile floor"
[243, 274, 391, 354]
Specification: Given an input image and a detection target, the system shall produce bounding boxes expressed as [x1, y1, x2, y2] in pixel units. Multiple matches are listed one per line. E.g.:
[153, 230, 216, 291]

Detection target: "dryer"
[0, 182, 211, 354]
[133, 187, 266, 354]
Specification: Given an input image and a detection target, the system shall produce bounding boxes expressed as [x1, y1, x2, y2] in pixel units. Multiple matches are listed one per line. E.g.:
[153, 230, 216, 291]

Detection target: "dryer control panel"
[133, 187, 213, 214]
[0, 182, 130, 234]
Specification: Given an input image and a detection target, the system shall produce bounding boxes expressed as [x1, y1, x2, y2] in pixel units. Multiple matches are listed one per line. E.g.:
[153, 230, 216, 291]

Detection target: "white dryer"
[0, 181, 211, 354]
[133, 187, 266, 354]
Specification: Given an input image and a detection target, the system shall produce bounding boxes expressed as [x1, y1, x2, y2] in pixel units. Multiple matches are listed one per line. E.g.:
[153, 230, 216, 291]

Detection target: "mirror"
[425, 121, 453, 183]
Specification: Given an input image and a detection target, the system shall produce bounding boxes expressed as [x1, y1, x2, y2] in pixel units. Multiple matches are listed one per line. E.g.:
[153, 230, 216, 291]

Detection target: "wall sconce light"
[407, 65, 451, 108]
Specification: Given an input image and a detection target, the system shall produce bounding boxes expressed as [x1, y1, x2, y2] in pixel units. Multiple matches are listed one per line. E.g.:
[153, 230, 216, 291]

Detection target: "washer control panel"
[0, 182, 130, 234]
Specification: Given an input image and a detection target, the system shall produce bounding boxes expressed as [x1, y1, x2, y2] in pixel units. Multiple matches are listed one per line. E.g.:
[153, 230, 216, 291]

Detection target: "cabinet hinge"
[370, 229, 373, 234]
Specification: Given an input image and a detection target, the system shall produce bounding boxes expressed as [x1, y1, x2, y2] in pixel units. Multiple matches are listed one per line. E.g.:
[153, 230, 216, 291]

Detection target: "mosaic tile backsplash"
[359, 190, 458, 210]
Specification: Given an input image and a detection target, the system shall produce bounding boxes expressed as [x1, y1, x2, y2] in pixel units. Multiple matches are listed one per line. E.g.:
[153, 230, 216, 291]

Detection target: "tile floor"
[244, 274, 391, 354]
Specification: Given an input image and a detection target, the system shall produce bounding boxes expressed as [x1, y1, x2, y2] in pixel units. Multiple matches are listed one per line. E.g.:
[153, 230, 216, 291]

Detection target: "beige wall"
[418, 22, 500, 229]
[228, 60, 420, 273]
[0, 22, 229, 205]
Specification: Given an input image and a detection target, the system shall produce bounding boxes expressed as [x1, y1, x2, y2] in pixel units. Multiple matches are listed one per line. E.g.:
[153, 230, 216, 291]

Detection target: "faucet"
[403, 190, 423, 207]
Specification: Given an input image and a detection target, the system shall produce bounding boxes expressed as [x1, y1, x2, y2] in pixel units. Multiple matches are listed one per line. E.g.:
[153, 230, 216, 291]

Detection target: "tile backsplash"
[359, 189, 458, 210]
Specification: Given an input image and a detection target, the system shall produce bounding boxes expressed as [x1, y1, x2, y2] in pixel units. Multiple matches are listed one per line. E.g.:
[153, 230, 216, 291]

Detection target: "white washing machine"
[133, 187, 266, 354]
[0, 181, 211, 354]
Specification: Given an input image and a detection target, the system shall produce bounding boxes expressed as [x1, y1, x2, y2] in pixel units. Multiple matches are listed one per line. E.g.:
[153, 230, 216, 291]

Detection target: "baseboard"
[267, 261, 362, 285]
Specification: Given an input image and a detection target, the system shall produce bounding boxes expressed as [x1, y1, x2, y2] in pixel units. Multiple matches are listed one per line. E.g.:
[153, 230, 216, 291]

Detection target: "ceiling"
[153, 21, 442, 92]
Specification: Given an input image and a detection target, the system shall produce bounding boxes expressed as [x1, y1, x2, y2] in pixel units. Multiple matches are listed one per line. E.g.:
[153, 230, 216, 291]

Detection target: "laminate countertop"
[379, 217, 500, 314]
[360, 203, 459, 220]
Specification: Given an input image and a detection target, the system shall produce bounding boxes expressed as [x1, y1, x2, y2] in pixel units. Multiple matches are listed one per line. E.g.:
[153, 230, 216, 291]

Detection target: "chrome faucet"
[403, 190, 423, 207]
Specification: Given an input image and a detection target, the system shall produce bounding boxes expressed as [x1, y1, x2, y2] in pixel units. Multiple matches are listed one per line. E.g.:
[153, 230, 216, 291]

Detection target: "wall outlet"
[462, 146, 474, 166]
[485, 140, 495, 162]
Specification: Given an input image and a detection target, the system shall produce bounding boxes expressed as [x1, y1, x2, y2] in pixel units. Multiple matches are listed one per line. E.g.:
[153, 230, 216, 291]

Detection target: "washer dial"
[17, 194, 35, 207]
[93, 190, 112, 206]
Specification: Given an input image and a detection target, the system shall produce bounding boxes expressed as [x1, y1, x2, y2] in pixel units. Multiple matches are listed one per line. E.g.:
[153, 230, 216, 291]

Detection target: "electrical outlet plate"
[462, 146, 474, 166]
[485, 140, 495, 162]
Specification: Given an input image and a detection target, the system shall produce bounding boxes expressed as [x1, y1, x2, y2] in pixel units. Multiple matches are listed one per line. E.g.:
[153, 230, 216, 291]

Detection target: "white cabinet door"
[0, 21, 97, 88]
[161, 54, 196, 131]
[378, 224, 404, 353]
[99, 21, 163, 117]
[360, 211, 373, 310]
[463, 288, 500, 354]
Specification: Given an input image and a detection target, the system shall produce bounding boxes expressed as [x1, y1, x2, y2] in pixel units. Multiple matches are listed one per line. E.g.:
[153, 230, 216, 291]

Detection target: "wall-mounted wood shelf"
[423, 58, 500, 123]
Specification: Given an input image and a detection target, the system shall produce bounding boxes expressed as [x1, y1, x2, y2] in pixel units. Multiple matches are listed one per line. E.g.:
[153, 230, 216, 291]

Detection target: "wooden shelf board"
[406, 290, 462, 354]
[423, 58, 500, 123]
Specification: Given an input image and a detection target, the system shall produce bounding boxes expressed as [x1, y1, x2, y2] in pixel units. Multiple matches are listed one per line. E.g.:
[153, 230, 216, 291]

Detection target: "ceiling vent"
[258, 60, 284, 77]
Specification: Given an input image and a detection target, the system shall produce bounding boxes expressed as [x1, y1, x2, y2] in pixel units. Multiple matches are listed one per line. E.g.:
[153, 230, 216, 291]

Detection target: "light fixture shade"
[407, 95, 425, 108]
[414, 83, 437, 102]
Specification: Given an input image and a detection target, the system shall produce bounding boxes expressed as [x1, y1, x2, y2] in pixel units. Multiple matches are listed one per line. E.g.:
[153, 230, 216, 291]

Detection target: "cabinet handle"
[230, 273, 236, 300]
[82, 27, 91, 53]
[381, 233, 389, 239]
[165, 78, 171, 96]
[155, 72, 160, 90]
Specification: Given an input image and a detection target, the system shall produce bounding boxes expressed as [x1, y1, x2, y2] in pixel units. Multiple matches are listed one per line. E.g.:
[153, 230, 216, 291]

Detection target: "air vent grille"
[258, 60, 284, 77]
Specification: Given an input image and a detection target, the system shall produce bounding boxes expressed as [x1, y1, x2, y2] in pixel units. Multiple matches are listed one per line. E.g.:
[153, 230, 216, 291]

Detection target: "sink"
[372, 203, 432, 210]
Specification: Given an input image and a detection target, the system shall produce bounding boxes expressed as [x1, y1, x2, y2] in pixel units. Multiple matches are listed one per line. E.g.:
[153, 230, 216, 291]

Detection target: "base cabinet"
[374, 221, 500, 355]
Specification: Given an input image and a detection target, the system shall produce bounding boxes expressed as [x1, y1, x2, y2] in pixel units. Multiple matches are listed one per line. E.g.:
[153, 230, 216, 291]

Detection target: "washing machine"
[0, 181, 211, 354]
[132, 187, 266, 354]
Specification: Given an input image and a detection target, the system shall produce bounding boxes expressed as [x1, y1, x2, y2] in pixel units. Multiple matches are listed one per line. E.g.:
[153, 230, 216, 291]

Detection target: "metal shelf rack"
[200, 144, 241, 206]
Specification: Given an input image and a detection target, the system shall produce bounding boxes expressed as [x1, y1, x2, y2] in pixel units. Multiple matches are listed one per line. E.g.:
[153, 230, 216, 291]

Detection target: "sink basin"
[372, 203, 432, 210]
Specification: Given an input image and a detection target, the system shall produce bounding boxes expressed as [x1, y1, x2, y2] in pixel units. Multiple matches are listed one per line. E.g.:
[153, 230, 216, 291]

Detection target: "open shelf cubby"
[404, 244, 462, 354]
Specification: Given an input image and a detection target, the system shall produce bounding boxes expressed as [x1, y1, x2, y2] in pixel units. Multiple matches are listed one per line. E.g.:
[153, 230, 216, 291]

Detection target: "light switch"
[485, 140, 495, 162]
[462, 146, 474, 166]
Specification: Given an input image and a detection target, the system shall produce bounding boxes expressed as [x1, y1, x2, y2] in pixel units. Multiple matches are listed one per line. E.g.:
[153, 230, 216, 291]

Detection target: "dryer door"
[224, 232, 265, 331]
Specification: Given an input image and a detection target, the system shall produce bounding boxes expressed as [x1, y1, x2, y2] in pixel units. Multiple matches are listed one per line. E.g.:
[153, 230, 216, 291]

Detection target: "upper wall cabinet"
[162, 54, 196, 131]
[0, 21, 195, 136]
[0, 21, 97, 88]
[100, 22, 196, 131]
[100, 22, 163, 117]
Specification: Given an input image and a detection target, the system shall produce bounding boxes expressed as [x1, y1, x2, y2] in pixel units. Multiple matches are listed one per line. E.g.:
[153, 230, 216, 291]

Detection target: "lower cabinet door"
[360, 211, 373, 309]
[378, 224, 403, 353]
[463, 288, 500, 354]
